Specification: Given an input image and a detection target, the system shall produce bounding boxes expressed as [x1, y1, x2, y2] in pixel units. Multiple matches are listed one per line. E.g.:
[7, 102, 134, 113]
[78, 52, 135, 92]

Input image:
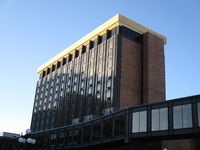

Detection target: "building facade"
[29, 14, 200, 150]
[30, 14, 166, 132]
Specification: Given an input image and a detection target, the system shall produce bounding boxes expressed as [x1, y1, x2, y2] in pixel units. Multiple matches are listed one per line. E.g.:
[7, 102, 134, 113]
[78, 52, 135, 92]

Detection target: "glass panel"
[58, 131, 64, 145]
[64, 130, 69, 145]
[198, 103, 200, 127]
[103, 119, 113, 139]
[93, 122, 102, 142]
[182, 104, 192, 128]
[115, 114, 125, 136]
[73, 129, 81, 145]
[173, 104, 192, 129]
[43, 133, 49, 146]
[68, 129, 73, 145]
[160, 108, 168, 130]
[132, 112, 139, 133]
[140, 111, 147, 132]
[173, 105, 182, 129]
[152, 109, 159, 131]
[83, 125, 91, 144]
[49, 133, 57, 145]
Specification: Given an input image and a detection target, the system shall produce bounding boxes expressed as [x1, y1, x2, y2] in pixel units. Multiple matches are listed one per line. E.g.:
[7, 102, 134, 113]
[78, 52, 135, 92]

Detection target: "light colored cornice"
[37, 14, 167, 74]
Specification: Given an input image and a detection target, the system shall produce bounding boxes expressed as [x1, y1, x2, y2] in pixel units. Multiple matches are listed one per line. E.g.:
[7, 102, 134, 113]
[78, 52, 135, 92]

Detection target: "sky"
[0, 0, 199, 134]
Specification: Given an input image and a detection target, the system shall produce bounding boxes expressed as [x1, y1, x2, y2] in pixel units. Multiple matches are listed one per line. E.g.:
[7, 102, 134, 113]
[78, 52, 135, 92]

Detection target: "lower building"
[0, 132, 20, 150]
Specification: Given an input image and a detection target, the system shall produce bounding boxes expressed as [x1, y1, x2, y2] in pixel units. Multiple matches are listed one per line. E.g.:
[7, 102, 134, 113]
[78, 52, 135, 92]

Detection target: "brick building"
[30, 14, 198, 150]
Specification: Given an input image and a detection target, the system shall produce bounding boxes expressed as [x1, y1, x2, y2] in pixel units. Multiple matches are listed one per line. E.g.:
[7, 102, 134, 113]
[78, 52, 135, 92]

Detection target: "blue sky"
[0, 0, 199, 133]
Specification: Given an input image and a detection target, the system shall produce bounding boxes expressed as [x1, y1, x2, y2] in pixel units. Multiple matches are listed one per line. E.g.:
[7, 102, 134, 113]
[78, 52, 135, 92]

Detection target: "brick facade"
[142, 32, 166, 104]
[119, 31, 166, 110]
[119, 36, 142, 109]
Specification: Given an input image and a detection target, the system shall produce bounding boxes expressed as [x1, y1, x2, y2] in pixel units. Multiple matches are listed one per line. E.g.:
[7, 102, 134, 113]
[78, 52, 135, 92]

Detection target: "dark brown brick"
[119, 36, 142, 109]
[142, 32, 166, 104]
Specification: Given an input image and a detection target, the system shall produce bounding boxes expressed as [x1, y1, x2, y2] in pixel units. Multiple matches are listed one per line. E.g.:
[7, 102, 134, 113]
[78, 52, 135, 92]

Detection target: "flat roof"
[37, 14, 167, 74]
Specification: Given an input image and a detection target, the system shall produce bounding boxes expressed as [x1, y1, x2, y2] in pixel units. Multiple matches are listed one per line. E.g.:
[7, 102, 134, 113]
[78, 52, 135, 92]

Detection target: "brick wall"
[119, 31, 166, 109]
[119, 36, 142, 109]
[142, 32, 166, 104]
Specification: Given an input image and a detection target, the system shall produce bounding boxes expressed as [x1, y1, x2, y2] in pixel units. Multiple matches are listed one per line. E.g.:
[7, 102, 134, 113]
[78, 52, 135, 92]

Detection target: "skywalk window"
[173, 104, 192, 129]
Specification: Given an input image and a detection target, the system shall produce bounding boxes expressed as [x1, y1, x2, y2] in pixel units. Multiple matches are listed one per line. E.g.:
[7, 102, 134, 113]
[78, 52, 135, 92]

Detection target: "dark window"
[93, 122, 102, 142]
[173, 104, 192, 129]
[90, 41, 94, 49]
[68, 129, 73, 145]
[115, 114, 125, 137]
[83, 125, 91, 144]
[152, 107, 168, 131]
[49, 133, 57, 145]
[132, 111, 147, 133]
[47, 68, 50, 75]
[198, 103, 200, 126]
[98, 36, 102, 44]
[42, 71, 46, 78]
[62, 58, 66, 65]
[57, 61, 61, 69]
[58, 130, 65, 145]
[107, 30, 111, 39]
[73, 128, 81, 145]
[68, 54, 72, 62]
[103, 118, 113, 139]
[75, 50, 79, 58]
[82, 46, 86, 54]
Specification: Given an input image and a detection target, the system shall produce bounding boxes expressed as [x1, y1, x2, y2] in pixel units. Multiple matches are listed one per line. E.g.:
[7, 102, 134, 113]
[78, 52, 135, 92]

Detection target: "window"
[89, 70, 93, 76]
[107, 79, 112, 88]
[61, 83, 65, 89]
[198, 103, 200, 126]
[73, 129, 81, 144]
[98, 64, 102, 73]
[132, 111, 147, 133]
[107, 69, 112, 77]
[88, 87, 92, 94]
[73, 85, 77, 91]
[60, 91, 64, 97]
[82, 64, 86, 71]
[93, 122, 102, 142]
[83, 125, 91, 144]
[97, 84, 101, 91]
[89, 78, 93, 85]
[97, 93, 101, 99]
[108, 60, 112, 68]
[80, 89, 84, 95]
[115, 114, 125, 136]
[106, 90, 111, 99]
[97, 75, 102, 82]
[173, 104, 192, 129]
[108, 50, 112, 58]
[152, 108, 168, 131]
[103, 119, 113, 139]
[81, 82, 84, 88]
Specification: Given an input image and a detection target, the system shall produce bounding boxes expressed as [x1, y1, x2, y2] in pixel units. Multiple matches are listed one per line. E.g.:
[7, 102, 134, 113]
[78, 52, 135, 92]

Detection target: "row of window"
[132, 103, 200, 133]
[33, 113, 126, 147]
[40, 28, 118, 78]
[32, 97, 200, 148]
[31, 36, 117, 131]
